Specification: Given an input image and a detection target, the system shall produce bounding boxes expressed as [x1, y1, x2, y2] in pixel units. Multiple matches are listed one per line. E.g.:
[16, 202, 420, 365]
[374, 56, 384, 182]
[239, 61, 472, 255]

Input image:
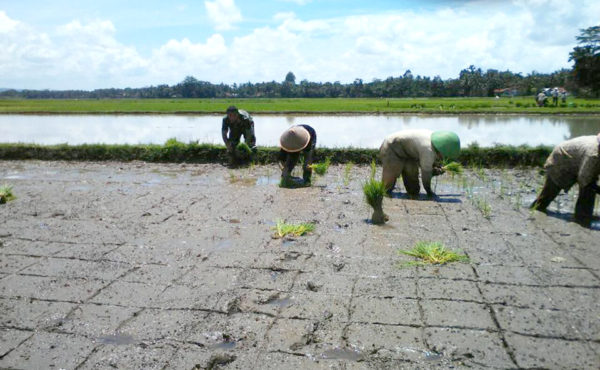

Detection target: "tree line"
[2, 26, 597, 99]
[0, 67, 574, 99]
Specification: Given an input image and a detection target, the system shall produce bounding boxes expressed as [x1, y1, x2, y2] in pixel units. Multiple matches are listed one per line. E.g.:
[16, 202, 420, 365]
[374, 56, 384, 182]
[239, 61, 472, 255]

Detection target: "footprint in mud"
[201, 353, 236, 370]
[306, 281, 322, 292]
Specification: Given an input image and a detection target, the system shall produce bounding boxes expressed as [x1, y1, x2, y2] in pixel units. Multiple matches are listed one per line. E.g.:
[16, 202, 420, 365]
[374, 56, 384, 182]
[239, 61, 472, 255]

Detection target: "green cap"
[431, 131, 460, 160]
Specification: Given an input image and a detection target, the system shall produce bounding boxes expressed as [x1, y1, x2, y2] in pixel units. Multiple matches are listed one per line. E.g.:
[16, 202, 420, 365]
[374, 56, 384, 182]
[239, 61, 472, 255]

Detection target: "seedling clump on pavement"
[310, 157, 331, 176]
[272, 219, 315, 238]
[363, 160, 387, 224]
[399, 241, 469, 266]
[0, 184, 16, 204]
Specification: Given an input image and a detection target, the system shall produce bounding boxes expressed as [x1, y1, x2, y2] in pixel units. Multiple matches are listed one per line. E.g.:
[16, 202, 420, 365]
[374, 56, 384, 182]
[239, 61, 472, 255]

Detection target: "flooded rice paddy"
[2, 114, 600, 148]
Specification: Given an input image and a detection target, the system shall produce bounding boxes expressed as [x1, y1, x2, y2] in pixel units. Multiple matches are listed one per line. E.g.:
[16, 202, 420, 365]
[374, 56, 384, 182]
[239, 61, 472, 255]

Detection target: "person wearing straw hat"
[279, 124, 317, 184]
[221, 105, 257, 165]
[379, 129, 460, 198]
[530, 133, 600, 227]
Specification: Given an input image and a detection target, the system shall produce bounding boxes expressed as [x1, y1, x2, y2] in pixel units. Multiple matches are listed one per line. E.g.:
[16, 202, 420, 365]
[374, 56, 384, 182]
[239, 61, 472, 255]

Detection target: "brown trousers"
[531, 177, 597, 225]
[382, 159, 421, 197]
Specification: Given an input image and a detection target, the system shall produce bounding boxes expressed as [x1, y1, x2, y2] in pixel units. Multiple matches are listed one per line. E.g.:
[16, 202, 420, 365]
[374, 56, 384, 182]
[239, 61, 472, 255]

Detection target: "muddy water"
[2, 114, 599, 148]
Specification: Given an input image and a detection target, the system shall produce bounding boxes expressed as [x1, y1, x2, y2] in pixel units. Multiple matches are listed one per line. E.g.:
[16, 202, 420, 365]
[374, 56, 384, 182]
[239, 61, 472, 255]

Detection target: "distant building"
[493, 88, 518, 97]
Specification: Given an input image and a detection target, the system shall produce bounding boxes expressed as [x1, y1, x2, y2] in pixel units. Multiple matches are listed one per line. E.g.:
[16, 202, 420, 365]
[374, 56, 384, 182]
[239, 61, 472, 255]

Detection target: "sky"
[1, 0, 598, 90]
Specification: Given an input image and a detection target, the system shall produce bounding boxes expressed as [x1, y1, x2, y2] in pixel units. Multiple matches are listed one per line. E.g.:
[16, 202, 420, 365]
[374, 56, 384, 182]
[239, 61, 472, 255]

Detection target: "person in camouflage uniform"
[221, 106, 257, 164]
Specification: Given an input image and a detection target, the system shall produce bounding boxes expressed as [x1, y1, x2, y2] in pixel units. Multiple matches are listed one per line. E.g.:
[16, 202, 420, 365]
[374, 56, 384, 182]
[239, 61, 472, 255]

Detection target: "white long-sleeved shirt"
[544, 135, 600, 190]
[379, 129, 437, 190]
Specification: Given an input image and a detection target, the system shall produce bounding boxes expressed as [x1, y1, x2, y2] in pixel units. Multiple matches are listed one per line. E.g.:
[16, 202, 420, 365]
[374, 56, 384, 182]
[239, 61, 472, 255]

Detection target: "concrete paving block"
[528, 265, 598, 287]
[493, 305, 600, 341]
[353, 275, 417, 298]
[53, 242, 121, 260]
[0, 328, 31, 357]
[20, 257, 132, 280]
[345, 323, 425, 362]
[350, 296, 421, 326]
[239, 268, 298, 292]
[0, 239, 67, 257]
[0, 254, 42, 274]
[417, 263, 476, 280]
[0, 297, 75, 330]
[0, 332, 96, 370]
[122, 263, 195, 285]
[116, 308, 207, 342]
[77, 341, 177, 370]
[291, 271, 355, 295]
[264, 318, 343, 354]
[417, 278, 483, 302]
[186, 312, 273, 351]
[255, 351, 355, 369]
[89, 280, 168, 308]
[424, 327, 515, 368]
[422, 300, 496, 330]
[278, 291, 351, 322]
[155, 283, 228, 311]
[0, 274, 107, 302]
[58, 303, 139, 338]
[169, 345, 259, 369]
[505, 333, 600, 369]
[476, 264, 541, 285]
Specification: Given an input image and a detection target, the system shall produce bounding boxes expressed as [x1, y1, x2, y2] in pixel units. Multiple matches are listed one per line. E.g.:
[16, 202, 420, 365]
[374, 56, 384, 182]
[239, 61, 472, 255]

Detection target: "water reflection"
[1, 114, 599, 148]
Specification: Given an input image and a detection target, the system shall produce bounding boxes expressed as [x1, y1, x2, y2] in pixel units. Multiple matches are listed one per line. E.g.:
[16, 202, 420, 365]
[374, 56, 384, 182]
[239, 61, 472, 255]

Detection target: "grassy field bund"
[1, 96, 600, 114]
[0, 141, 552, 168]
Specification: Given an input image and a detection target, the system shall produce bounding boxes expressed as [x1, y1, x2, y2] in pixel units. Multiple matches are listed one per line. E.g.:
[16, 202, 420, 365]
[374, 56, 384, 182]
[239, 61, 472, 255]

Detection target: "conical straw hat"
[280, 126, 310, 152]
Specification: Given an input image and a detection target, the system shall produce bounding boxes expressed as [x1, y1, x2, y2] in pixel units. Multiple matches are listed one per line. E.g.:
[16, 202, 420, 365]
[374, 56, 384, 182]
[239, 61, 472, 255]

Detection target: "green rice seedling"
[370, 159, 377, 179]
[514, 192, 522, 211]
[272, 219, 315, 238]
[500, 182, 509, 199]
[475, 197, 492, 219]
[363, 177, 387, 224]
[343, 162, 353, 186]
[461, 176, 470, 191]
[442, 161, 464, 177]
[279, 176, 310, 188]
[0, 184, 16, 204]
[236, 142, 252, 155]
[399, 241, 469, 266]
[310, 157, 331, 176]
[228, 171, 254, 185]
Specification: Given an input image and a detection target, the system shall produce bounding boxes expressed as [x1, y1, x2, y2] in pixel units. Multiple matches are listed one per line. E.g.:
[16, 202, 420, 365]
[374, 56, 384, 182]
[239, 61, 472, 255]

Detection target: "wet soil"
[0, 160, 599, 369]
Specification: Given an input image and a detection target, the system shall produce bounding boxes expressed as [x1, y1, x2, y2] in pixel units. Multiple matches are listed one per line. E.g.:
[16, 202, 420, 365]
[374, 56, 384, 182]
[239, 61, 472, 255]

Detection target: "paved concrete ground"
[0, 160, 599, 369]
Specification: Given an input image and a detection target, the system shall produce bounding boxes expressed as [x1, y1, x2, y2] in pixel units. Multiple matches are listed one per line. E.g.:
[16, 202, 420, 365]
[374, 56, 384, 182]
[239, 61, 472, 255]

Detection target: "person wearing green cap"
[379, 129, 460, 198]
[530, 133, 600, 227]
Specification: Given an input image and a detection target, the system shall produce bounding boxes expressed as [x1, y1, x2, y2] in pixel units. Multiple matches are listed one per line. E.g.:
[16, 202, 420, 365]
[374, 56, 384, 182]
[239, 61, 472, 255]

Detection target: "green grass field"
[1, 97, 600, 114]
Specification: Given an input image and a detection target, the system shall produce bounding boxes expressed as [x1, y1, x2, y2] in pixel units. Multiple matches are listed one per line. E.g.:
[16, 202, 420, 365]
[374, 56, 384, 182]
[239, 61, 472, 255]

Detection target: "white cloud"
[279, 0, 312, 5]
[1, 1, 599, 89]
[205, 0, 242, 31]
[0, 10, 19, 33]
[149, 34, 228, 83]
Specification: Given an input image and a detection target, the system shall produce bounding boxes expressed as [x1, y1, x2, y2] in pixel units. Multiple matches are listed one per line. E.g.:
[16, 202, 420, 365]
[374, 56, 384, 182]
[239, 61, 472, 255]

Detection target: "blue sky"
[1, 0, 598, 90]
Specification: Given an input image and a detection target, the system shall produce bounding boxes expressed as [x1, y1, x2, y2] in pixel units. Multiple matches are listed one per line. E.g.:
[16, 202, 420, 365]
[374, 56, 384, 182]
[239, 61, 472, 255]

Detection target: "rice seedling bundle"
[272, 219, 315, 238]
[399, 241, 469, 265]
